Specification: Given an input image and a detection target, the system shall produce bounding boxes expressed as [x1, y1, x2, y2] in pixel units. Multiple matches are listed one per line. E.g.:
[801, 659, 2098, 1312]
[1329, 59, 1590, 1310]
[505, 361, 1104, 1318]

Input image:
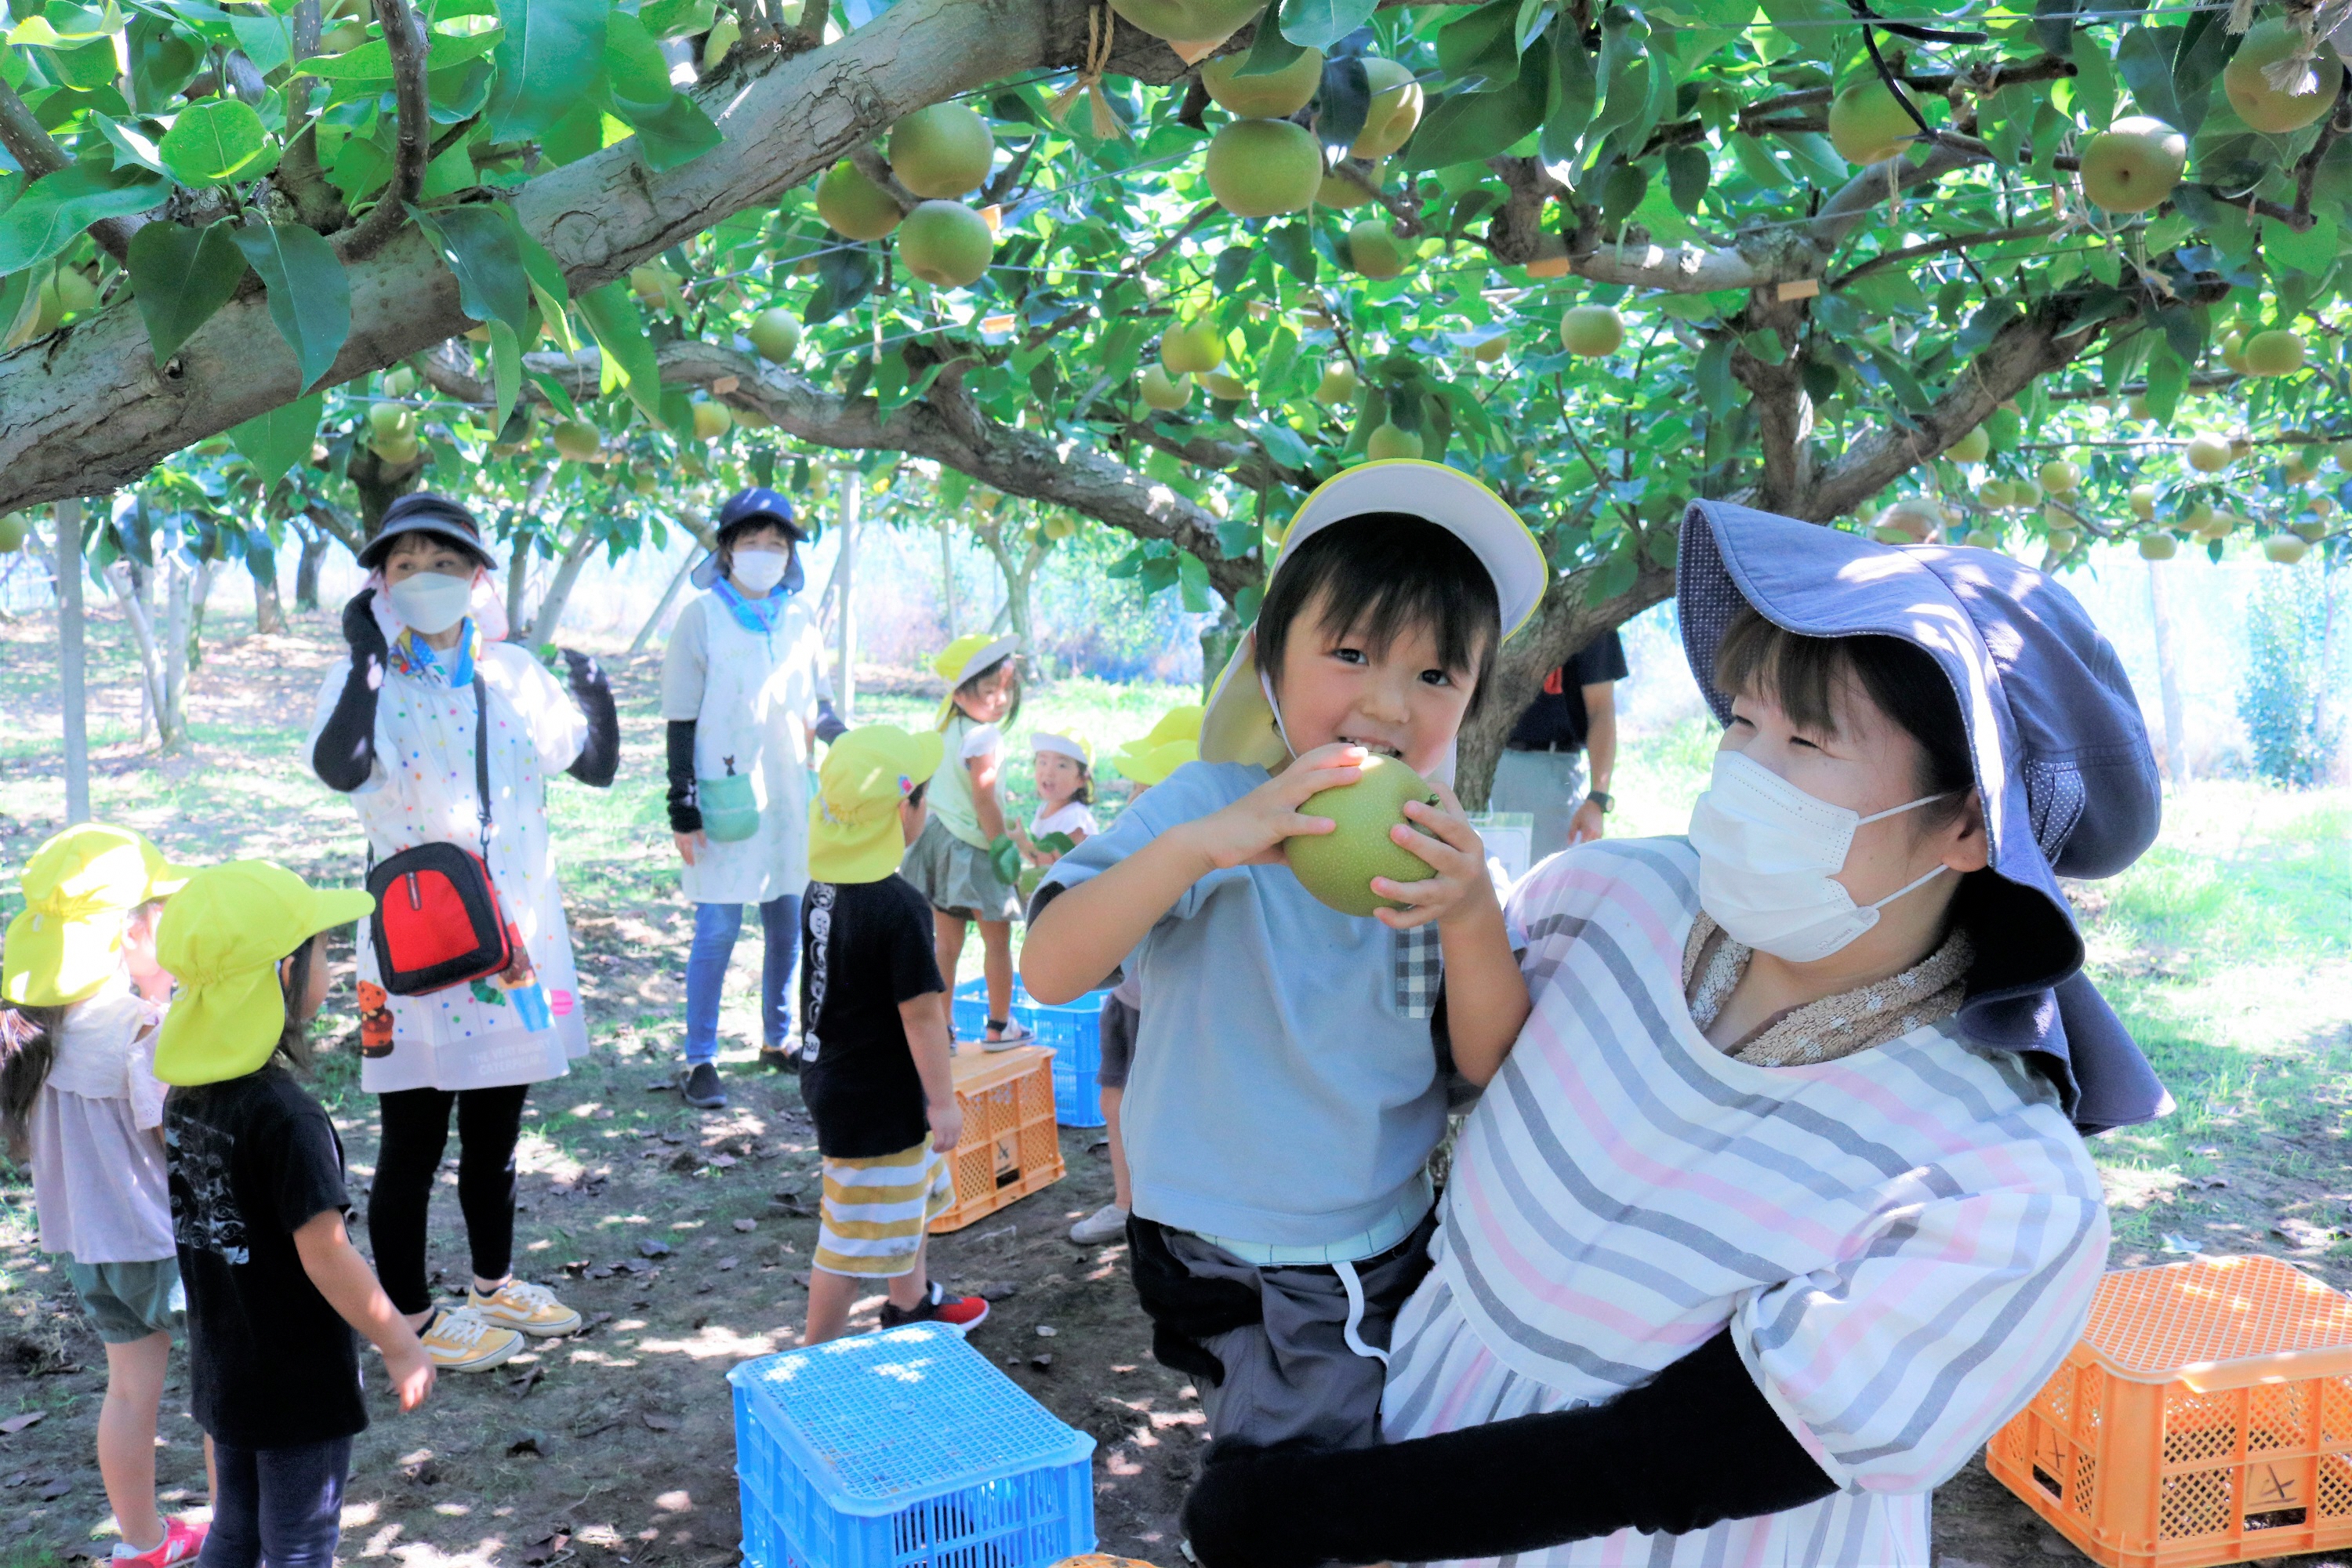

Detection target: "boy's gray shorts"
[1160, 1215, 1436, 1452]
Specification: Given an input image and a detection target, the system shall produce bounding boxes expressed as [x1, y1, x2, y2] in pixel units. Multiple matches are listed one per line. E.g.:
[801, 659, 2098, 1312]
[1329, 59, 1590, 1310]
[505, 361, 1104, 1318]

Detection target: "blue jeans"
[198, 1436, 351, 1568]
[684, 895, 801, 1065]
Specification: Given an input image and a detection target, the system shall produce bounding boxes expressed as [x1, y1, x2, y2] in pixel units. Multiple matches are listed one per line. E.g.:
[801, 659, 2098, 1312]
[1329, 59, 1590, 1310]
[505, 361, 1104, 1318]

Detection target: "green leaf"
[1255, 419, 1313, 467]
[92, 112, 169, 176]
[2142, 339, 2187, 426]
[1586, 5, 1652, 144]
[1729, 130, 1792, 187]
[1236, 2, 1308, 75]
[599, 10, 671, 113]
[1400, 39, 1551, 169]
[639, 0, 716, 37]
[126, 218, 249, 365]
[1175, 550, 1212, 612]
[298, 27, 506, 78]
[1541, 19, 1597, 162]
[1437, 0, 1520, 88]
[1282, 0, 1380, 49]
[1664, 142, 1709, 212]
[602, 89, 722, 171]
[487, 318, 521, 430]
[486, 0, 608, 143]
[230, 220, 352, 392]
[2070, 36, 2116, 129]
[126, 16, 201, 113]
[227, 7, 292, 74]
[0, 162, 170, 274]
[158, 98, 269, 185]
[226, 391, 323, 486]
[408, 202, 532, 336]
[577, 280, 670, 425]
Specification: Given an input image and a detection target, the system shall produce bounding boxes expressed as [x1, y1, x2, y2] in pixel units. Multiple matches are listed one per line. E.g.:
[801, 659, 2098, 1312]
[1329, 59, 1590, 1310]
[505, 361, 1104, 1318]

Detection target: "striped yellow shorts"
[814, 1138, 956, 1278]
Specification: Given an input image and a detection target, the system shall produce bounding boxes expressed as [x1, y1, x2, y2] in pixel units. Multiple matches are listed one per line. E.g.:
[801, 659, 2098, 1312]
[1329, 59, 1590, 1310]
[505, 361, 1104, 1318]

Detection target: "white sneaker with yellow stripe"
[467, 1279, 583, 1337]
[419, 1305, 524, 1372]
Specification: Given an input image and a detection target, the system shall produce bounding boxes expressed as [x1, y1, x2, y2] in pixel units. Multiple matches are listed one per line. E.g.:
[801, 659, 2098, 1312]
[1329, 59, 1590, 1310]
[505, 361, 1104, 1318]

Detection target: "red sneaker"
[114, 1519, 207, 1568]
[878, 1281, 990, 1334]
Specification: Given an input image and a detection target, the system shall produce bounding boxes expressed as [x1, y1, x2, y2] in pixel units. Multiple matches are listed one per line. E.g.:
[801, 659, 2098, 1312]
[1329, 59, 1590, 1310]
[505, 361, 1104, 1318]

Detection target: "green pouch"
[698, 771, 760, 843]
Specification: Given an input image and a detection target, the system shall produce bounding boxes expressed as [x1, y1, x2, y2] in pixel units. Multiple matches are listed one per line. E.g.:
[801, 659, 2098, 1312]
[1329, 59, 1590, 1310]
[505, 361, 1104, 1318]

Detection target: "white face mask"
[730, 547, 790, 595]
[386, 570, 475, 635]
[1687, 749, 1955, 963]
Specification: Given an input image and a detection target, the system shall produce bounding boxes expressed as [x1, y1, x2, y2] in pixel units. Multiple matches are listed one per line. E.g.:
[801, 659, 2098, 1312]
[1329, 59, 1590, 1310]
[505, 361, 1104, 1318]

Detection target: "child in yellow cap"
[797, 726, 989, 1344]
[2, 824, 202, 1568]
[154, 862, 434, 1568]
[898, 633, 1029, 1047]
[1066, 708, 1201, 1249]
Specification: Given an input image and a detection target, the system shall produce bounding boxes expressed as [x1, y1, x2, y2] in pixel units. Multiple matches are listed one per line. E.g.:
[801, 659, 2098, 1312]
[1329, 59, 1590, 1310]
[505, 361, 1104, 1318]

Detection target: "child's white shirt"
[30, 978, 176, 1263]
[1029, 800, 1098, 840]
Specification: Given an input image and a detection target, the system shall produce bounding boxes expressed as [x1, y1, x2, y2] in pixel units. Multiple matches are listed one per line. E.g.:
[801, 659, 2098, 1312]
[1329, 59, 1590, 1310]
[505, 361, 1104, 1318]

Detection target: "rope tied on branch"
[1047, 2, 1123, 140]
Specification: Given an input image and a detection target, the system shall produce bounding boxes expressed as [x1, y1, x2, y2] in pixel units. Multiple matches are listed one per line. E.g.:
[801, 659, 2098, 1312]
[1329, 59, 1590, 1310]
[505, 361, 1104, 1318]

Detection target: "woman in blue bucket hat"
[1180, 499, 2168, 1568]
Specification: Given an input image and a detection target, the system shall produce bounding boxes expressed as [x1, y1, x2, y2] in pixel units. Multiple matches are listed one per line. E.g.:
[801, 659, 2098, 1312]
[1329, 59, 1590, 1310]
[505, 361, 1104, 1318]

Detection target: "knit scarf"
[1682, 912, 1974, 1068]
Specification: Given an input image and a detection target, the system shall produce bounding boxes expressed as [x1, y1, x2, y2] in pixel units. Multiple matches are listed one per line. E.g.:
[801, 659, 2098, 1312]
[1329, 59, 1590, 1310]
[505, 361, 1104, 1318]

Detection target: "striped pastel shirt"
[1382, 839, 2109, 1568]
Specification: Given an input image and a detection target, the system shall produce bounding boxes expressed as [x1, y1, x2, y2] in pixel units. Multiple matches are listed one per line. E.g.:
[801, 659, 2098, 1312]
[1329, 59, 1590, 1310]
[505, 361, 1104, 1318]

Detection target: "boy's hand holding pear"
[1174, 742, 1366, 870]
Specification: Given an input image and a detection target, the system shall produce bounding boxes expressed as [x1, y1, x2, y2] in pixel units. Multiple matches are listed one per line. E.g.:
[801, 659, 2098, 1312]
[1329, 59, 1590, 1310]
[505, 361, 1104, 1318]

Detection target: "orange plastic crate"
[1988, 1254, 2352, 1568]
[928, 1044, 1065, 1235]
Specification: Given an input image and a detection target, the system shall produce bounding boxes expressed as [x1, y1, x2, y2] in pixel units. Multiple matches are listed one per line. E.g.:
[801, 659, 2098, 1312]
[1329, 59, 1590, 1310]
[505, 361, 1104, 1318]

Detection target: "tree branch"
[338, 0, 431, 260]
[1831, 223, 2061, 289]
[0, 78, 140, 260]
[848, 143, 920, 213]
[2, 0, 1212, 517]
[419, 336, 1265, 601]
[1807, 138, 1991, 252]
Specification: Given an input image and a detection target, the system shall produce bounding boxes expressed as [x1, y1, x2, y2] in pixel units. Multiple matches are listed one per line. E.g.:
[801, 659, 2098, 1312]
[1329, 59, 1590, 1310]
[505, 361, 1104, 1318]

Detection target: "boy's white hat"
[1200, 459, 1548, 772]
[1030, 731, 1091, 765]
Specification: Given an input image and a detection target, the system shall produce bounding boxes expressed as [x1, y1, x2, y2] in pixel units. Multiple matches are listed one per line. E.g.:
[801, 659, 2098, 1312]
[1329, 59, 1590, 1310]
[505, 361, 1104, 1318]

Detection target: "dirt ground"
[3, 610, 2350, 1568]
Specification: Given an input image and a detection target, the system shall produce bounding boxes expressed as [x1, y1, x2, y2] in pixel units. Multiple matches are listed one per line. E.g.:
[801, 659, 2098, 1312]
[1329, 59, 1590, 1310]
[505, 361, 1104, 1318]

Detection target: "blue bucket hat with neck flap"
[1676, 499, 2171, 1135]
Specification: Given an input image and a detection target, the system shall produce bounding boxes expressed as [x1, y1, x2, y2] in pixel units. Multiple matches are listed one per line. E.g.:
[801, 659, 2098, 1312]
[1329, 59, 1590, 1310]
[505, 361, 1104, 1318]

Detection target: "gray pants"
[1489, 747, 1588, 864]
[1161, 1220, 1436, 1451]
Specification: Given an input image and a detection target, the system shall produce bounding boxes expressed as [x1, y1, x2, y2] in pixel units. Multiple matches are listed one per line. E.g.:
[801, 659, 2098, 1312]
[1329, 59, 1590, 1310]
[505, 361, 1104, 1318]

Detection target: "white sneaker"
[1069, 1203, 1129, 1245]
[419, 1305, 524, 1372]
[468, 1278, 583, 1337]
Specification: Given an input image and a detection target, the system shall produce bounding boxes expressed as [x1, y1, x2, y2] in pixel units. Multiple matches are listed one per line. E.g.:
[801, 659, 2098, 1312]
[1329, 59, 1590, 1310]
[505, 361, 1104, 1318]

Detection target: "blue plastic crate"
[947, 982, 1109, 1128]
[730, 1324, 1094, 1568]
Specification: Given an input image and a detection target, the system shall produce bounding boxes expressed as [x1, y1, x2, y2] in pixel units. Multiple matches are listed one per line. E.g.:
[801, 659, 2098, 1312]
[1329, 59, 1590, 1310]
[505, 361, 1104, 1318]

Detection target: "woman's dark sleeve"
[815, 699, 848, 746]
[1179, 1329, 1837, 1568]
[312, 590, 387, 793]
[559, 649, 619, 787]
[666, 719, 701, 833]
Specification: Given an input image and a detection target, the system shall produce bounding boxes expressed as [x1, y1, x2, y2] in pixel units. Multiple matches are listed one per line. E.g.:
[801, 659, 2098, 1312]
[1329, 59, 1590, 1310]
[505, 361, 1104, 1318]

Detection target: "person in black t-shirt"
[1490, 630, 1630, 863]
[154, 862, 434, 1568]
[797, 726, 992, 1345]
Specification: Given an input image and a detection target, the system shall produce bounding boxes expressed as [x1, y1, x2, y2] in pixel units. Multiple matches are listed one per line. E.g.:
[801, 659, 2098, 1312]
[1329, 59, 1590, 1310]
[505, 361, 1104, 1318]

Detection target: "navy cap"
[693, 487, 806, 593]
[1677, 499, 2169, 1135]
[360, 492, 499, 571]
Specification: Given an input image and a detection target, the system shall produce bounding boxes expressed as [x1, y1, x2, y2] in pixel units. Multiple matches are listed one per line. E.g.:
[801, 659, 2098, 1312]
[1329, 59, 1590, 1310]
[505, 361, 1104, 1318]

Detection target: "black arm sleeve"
[560, 649, 619, 788]
[666, 719, 701, 834]
[815, 699, 848, 746]
[314, 590, 388, 793]
[1179, 1329, 1838, 1568]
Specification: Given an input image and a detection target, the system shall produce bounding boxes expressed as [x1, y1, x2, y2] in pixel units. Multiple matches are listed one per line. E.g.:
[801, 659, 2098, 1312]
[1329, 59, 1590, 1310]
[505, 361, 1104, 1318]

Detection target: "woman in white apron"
[308, 493, 619, 1373]
[661, 487, 843, 1110]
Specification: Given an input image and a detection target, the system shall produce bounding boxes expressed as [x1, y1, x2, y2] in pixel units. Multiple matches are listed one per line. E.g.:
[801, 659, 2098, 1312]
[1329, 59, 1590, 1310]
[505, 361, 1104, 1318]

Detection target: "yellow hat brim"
[1112, 739, 1197, 786]
[153, 964, 285, 1087]
[1, 906, 127, 1007]
[148, 884, 372, 1087]
[808, 809, 911, 885]
[1198, 633, 1291, 771]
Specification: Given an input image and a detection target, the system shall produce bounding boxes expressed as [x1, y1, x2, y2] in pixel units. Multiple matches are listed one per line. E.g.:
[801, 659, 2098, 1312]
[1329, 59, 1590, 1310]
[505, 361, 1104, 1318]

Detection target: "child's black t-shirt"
[165, 1063, 365, 1449]
[798, 875, 946, 1158]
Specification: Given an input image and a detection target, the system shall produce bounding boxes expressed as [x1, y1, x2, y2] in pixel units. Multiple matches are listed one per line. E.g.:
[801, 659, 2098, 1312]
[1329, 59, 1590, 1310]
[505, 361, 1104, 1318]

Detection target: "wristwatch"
[1585, 790, 1615, 815]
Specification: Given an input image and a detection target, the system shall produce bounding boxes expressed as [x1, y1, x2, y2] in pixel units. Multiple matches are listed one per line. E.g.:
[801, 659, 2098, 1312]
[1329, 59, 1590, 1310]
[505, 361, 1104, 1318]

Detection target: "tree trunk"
[521, 517, 601, 647]
[1454, 561, 1679, 809]
[293, 522, 330, 611]
[255, 562, 289, 634]
[348, 444, 428, 537]
[628, 550, 700, 657]
[187, 557, 216, 672]
[0, 0, 1156, 519]
[106, 563, 170, 743]
[833, 477, 858, 720]
[56, 499, 89, 824]
[938, 515, 957, 638]
[163, 556, 191, 750]
[2146, 557, 2188, 787]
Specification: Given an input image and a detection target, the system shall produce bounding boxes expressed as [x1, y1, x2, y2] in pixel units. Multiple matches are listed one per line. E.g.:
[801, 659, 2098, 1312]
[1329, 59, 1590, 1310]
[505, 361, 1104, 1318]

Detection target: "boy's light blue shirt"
[1036, 760, 1444, 1255]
